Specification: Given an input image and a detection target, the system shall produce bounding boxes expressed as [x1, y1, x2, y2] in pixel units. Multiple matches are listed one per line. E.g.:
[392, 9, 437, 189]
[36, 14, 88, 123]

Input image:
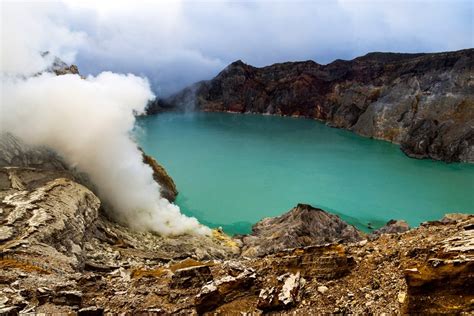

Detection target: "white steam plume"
[1, 2, 210, 236]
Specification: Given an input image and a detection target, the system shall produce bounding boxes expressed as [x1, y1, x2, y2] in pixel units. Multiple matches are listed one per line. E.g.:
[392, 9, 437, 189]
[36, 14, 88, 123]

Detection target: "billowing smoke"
[0, 2, 210, 236]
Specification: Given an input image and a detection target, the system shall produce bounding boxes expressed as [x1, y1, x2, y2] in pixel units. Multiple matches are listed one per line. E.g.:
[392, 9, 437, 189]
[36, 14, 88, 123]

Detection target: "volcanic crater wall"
[150, 49, 474, 163]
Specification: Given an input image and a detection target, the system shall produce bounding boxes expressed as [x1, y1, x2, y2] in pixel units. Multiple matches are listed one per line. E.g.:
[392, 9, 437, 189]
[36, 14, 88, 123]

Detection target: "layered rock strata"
[151, 49, 474, 162]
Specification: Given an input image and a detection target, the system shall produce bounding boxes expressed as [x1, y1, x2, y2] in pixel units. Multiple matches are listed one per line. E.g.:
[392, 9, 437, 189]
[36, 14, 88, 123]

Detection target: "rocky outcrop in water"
[152, 49, 474, 163]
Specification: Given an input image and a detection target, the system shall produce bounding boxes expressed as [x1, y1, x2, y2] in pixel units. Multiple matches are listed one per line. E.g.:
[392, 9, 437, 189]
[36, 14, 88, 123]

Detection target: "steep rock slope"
[152, 49, 474, 162]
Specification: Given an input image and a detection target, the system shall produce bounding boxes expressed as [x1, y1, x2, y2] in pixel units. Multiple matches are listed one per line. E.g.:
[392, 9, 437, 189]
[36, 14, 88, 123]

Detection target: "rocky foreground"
[1, 135, 473, 315]
[150, 49, 474, 163]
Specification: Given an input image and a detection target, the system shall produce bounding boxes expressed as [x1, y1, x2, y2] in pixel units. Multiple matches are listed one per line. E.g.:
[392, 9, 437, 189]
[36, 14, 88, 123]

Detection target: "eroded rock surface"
[0, 132, 68, 171]
[141, 151, 178, 202]
[240, 203, 363, 257]
[403, 219, 474, 314]
[154, 49, 474, 162]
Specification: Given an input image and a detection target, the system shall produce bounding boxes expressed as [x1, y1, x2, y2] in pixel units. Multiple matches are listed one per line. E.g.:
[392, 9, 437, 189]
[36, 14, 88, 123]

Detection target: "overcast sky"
[2, 0, 473, 96]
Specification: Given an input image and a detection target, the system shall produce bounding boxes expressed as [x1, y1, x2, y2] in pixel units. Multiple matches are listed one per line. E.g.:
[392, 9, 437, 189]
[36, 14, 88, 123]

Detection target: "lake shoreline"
[137, 112, 474, 235]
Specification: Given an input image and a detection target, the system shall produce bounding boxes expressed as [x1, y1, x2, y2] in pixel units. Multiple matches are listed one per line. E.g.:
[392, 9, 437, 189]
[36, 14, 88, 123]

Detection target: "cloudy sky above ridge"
[2, 0, 473, 96]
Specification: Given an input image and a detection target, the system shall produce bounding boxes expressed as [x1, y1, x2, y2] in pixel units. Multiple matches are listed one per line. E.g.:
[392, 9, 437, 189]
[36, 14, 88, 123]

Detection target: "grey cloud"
[41, 0, 474, 95]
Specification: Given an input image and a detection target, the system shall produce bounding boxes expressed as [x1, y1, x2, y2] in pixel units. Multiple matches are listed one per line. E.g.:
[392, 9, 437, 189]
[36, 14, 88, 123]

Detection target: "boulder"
[0, 132, 68, 171]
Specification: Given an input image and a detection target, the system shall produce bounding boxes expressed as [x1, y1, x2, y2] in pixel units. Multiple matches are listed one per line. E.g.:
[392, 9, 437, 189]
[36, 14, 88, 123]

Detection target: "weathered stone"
[256, 244, 356, 281]
[317, 285, 329, 294]
[170, 264, 213, 289]
[440, 213, 472, 223]
[0, 226, 13, 242]
[403, 219, 474, 314]
[241, 204, 363, 257]
[257, 272, 305, 311]
[78, 306, 104, 316]
[0, 132, 68, 171]
[195, 269, 256, 314]
[84, 261, 119, 273]
[52, 290, 83, 306]
[141, 151, 178, 202]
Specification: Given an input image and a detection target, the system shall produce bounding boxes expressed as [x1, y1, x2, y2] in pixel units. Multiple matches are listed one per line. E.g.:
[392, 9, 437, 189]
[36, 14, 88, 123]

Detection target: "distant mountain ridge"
[149, 49, 474, 163]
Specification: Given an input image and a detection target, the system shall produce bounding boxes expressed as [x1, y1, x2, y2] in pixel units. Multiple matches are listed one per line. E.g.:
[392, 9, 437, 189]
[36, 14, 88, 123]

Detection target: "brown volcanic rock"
[240, 203, 364, 257]
[141, 151, 178, 202]
[402, 218, 474, 314]
[158, 49, 474, 162]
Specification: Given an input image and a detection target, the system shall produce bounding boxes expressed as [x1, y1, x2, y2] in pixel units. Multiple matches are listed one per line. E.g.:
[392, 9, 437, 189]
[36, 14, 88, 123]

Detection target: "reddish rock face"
[152, 49, 474, 163]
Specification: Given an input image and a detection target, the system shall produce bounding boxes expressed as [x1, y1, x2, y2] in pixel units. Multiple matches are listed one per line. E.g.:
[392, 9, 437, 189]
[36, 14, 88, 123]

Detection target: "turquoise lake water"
[136, 112, 474, 235]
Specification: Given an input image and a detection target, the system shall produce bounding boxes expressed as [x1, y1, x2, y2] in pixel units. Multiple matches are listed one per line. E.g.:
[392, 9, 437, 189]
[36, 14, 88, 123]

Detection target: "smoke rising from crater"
[1, 2, 210, 235]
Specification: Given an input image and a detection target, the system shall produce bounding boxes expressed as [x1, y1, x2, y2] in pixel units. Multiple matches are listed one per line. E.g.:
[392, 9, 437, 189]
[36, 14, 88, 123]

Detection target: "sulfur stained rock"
[141, 150, 178, 202]
[403, 219, 474, 314]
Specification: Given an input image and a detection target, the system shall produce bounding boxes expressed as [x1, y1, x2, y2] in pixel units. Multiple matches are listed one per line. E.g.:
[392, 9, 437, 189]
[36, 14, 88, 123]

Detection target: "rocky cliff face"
[141, 150, 178, 203]
[152, 49, 474, 163]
